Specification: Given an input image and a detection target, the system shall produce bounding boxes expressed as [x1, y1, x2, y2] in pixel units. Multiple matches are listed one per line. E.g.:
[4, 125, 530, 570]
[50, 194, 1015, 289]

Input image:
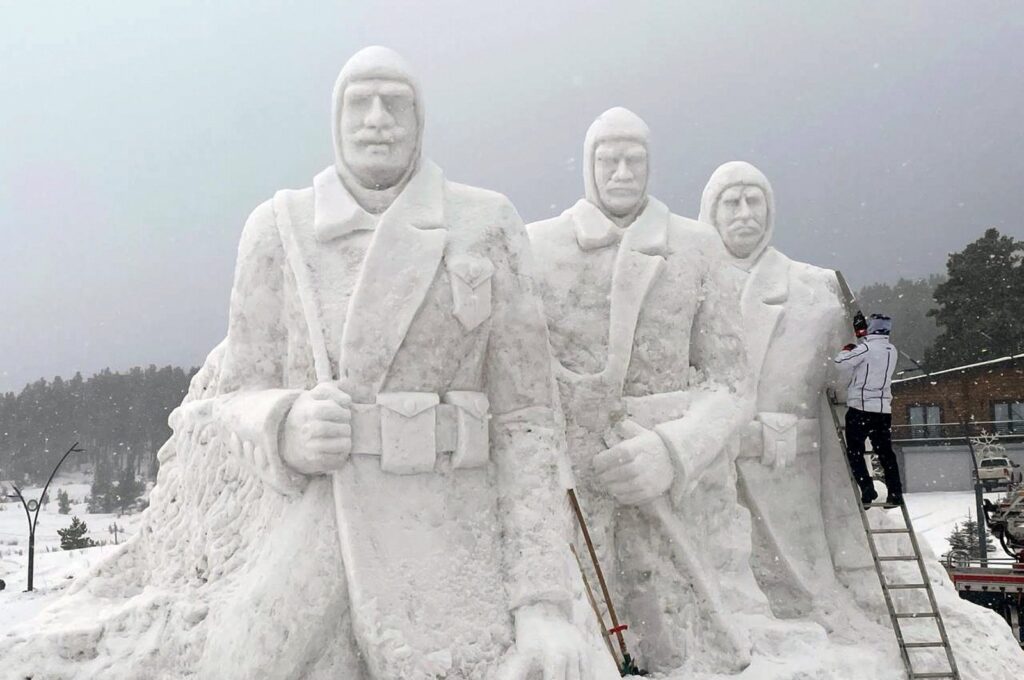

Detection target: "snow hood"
[699, 161, 776, 269]
[583, 107, 650, 210]
[331, 46, 425, 182]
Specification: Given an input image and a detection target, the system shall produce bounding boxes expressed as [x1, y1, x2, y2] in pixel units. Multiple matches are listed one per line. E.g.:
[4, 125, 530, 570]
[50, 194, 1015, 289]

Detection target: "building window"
[992, 401, 1024, 434]
[908, 404, 941, 439]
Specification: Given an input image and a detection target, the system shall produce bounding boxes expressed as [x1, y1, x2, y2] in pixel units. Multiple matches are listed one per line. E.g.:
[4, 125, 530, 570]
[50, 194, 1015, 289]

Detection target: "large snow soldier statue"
[0, 47, 604, 680]
[527, 108, 763, 674]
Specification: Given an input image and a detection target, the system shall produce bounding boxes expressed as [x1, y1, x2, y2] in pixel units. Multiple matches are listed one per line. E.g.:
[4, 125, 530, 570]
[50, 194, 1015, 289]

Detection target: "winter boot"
[861, 486, 878, 509]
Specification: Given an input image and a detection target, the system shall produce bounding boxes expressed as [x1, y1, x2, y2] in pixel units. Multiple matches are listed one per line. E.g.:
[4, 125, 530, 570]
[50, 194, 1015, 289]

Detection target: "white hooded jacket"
[834, 334, 898, 413]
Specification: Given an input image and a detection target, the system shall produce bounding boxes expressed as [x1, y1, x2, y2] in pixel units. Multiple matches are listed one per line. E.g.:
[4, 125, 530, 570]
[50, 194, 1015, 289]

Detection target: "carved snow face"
[593, 140, 648, 218]
[715, 184, 768, 259]
[339, 78, 419, 190]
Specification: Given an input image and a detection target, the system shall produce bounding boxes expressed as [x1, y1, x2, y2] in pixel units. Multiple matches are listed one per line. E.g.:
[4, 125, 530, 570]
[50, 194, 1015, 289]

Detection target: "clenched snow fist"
[282, 382, 353, 475]
[593, 429, 675, 505]
[496, 603, 591, 680]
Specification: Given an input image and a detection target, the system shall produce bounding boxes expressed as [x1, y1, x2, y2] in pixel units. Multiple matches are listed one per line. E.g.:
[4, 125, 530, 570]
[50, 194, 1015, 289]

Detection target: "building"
[891, 353, 1024, 493]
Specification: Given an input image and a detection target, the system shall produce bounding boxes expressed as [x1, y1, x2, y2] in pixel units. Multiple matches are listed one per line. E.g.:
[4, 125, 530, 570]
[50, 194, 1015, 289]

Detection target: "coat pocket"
[447, 257, 493, 331]
[758, 411, 799, 468]
[377, 392, 440, 474]
[443, 391, 490, 469]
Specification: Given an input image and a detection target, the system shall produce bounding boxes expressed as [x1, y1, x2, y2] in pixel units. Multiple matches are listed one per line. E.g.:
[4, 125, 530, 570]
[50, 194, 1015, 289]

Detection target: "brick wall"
[892, 359, 1024, 426]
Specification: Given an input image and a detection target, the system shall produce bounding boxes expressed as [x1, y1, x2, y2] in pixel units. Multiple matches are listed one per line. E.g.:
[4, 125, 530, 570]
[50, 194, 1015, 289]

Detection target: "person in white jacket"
[834, 314, 901, 507]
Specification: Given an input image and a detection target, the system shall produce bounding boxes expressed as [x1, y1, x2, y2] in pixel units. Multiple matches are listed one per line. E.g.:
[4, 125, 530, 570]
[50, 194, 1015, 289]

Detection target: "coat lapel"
[600, 198, 669, 392]
[337, 161, 447, 400]
[313, 166, 378, 241]
[742, 247, 789, 378]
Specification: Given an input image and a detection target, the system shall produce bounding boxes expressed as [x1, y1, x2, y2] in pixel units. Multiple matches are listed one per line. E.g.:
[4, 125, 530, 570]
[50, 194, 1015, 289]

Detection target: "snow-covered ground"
[0, 483, 1007, 639]
[904, 489, 1008, 561]
[0, 473, 144, 634]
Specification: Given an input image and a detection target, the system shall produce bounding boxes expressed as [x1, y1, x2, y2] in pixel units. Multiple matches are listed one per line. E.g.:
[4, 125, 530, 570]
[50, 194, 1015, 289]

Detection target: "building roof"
[894, 352, 1024, 384]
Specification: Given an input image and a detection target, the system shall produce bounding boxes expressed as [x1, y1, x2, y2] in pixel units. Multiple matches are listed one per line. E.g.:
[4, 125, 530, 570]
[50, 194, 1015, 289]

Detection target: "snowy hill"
[0, 474, 144, 634]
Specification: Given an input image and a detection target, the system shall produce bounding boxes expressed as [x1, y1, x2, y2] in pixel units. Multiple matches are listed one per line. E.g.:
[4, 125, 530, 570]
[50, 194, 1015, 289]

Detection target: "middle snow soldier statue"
[527, 108, 764, 674]
[200, 46, 611, 680]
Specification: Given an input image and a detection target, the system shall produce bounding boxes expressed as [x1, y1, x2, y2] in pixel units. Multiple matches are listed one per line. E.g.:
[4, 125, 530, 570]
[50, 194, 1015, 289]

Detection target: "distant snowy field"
[0, 474, 144, 634]
[0, 486, 1006, 635]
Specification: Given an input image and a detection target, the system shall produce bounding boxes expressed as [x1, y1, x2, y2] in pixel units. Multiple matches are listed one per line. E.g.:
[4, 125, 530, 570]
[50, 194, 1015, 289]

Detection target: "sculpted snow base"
[2, 53, 1024, 680]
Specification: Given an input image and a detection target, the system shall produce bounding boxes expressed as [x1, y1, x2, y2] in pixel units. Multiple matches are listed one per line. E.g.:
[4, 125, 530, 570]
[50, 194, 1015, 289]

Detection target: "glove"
[853, 311, 868, 338]
[842, 343, 857, 351]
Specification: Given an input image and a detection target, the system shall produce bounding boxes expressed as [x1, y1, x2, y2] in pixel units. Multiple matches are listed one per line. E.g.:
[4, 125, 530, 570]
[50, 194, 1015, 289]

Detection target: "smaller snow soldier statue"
[699, 161, 863, 618]
[834, 313, 902, 508]
[0, 46, 612, 680]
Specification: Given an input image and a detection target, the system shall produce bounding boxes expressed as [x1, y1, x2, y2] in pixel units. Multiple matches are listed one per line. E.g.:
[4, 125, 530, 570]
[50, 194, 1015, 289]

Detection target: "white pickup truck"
[977, 457, 1024, 490]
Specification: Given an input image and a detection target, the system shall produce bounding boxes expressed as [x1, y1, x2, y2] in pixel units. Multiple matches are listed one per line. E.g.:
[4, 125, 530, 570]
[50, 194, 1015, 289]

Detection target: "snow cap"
[698, 161, 776, 266]
[868, 314, 892, 336]
[583, 107, 651, 207]
[331, 46, 424, 174]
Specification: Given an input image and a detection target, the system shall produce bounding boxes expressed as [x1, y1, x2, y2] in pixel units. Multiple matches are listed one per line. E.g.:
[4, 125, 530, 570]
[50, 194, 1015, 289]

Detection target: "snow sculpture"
[698, 160, 861, 617]
[699, 160, 1024, 678]
[0, 47, 607, 680]
[526, 108, 764, 674]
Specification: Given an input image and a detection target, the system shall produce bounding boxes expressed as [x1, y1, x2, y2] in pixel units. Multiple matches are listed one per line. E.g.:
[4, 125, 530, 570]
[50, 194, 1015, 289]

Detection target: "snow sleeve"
[655, 255, 755, 501]
[823, 273, 854, 398]
[215, 199, 306, 496]
[485, 198, 573, 613]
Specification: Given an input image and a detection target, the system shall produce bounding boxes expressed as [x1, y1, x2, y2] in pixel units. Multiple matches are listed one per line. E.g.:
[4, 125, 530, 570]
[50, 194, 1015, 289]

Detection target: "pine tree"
[947, 513, 995, 560]
[115, 468, 144, 515]
[58, 516, 96, 550]
[925, 228, 1024, 370]
[57, 489, 71, 515]
[961, 514, 996, 559]
[946, 521, 969, 555]
[857, 275, 944, 372]
[88, 458, 115, 513]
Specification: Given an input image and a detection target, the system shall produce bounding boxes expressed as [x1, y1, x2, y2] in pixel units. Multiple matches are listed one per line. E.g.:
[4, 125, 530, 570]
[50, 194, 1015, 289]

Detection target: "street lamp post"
[962, 423, 988, 568]
[6, 442, 84, 592]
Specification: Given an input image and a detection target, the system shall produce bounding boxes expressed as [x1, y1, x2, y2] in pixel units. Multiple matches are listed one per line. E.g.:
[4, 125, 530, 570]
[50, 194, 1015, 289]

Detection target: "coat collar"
[313, 160, 445, 242]
[569, 197, 669, 256]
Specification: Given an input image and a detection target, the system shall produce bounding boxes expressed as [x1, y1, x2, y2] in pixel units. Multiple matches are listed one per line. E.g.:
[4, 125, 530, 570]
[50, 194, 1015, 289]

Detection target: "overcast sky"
[2, 1, 1022, 392]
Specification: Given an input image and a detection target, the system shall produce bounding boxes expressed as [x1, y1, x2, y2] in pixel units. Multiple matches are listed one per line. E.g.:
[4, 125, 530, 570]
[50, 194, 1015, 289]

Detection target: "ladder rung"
[866, 502, 901, 508]
[887, 583, 928, 589]
[904, 641, 946, 649]
[895, 612, 938, 618]
[870, 528, 911, 534]
[909, 674, 956, 678]
[878, 556, 918, 561]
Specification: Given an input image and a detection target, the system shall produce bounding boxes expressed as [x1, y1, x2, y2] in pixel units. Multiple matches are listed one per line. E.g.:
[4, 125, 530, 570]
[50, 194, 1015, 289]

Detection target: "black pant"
[845, 407, 902, 499]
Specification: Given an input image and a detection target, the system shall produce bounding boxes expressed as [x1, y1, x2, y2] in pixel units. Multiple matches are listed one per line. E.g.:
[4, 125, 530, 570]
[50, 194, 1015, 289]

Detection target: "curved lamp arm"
[31, 442, 84, 530]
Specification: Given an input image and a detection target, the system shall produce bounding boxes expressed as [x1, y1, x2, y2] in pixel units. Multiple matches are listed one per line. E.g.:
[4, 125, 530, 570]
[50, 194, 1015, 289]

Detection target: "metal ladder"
[826, 392, 961, 679]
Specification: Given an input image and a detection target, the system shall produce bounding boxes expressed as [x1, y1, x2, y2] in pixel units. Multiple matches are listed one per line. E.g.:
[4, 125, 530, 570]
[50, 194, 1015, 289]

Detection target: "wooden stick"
[567, 488, 629, 659]
[571, 543, 621, 667]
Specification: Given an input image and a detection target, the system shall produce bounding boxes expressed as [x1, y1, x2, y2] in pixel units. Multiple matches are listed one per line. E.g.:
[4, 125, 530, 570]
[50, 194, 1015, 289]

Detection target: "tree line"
[0, 365, 196, 486]
[856, 228, 1024, 374]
